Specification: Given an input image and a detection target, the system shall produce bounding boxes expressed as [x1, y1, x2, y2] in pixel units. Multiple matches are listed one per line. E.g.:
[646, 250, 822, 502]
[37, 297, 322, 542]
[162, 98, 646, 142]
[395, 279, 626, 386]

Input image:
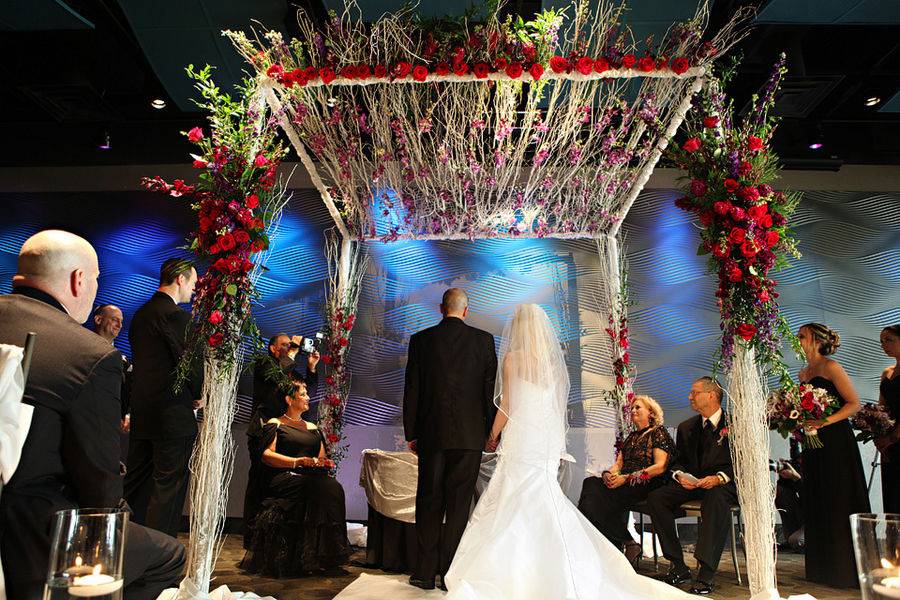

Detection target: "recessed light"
[151, 99, 167, 109]
[98, 130, 111, 150]
[808, 142, 823, 150]
[865, 96, 881, 107]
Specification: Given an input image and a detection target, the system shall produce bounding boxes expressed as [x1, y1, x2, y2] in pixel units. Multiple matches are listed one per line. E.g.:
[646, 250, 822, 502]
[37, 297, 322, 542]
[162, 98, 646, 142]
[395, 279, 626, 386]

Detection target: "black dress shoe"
[409, 576, 436, 590]
[689, 580, 715, 595]
[661, 568, 692, 585]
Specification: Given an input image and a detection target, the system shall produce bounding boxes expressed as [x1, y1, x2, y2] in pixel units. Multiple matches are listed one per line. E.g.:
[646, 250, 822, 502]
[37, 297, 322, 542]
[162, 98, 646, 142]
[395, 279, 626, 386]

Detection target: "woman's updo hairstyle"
[802, 322, 841, 356]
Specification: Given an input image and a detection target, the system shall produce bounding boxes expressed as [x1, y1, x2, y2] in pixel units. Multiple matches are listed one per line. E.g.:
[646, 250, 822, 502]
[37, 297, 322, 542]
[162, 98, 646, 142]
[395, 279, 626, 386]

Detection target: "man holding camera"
[242, 332, 320, 544]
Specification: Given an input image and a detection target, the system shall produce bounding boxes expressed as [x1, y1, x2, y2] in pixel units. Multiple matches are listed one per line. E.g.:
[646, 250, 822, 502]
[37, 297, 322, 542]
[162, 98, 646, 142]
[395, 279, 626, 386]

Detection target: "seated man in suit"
[646, 376, 737, 595]
[0, 230, 184, 600]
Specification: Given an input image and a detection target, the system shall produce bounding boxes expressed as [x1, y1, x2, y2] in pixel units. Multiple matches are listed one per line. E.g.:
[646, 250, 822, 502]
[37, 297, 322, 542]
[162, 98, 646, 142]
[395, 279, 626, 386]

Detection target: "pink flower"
[187, 127, 204, 143]
[253, 155, 269, 168]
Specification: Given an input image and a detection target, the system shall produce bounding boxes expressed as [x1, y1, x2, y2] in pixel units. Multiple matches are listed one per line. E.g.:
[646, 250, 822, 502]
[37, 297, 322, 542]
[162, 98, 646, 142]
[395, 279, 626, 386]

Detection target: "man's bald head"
[14, 230, 100, 323]
[441, 288, 469, 319]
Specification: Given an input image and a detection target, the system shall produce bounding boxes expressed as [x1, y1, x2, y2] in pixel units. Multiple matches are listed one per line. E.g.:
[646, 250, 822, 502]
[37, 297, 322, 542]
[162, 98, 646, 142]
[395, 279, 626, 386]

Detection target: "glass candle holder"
[851, 513, 900, 599]
[43, 508, 128, 600]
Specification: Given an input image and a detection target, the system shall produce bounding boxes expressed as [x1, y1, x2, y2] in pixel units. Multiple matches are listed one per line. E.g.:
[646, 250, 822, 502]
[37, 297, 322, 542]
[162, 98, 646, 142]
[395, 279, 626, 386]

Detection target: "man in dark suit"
[93, 303, 133, 434]
[403, 288, 497, 591]
[243, 332, 319, 544]
[646, 376, 737, 595]
[0, 230, 184, 600]
[124, 258, 203, 537]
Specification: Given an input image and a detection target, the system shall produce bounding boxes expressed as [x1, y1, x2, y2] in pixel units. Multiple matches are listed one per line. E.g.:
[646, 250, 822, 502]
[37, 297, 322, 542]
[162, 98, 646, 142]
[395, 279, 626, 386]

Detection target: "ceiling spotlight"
[151, 98, 167, 109]
[98, 130, 111, 150]
[808, 141, 823, 150]
[865, 96, 881, 107]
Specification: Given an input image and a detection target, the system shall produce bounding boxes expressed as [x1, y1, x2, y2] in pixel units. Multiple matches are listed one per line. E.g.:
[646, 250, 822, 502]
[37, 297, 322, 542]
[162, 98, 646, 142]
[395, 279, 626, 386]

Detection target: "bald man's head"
[441, 287, 469, 319]
[14, 230, 100, 323]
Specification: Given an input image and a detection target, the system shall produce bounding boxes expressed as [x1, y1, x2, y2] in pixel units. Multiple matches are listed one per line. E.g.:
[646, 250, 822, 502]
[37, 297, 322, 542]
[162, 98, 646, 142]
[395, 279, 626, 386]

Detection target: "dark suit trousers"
[645, 481, 737, 581]
[124, 436, 195, 537]
[414, 449, 481, 580]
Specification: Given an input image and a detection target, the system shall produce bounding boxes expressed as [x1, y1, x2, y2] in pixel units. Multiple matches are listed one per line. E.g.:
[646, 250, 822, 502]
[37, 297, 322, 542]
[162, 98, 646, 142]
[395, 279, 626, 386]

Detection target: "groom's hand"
[407, 440, 417, 455]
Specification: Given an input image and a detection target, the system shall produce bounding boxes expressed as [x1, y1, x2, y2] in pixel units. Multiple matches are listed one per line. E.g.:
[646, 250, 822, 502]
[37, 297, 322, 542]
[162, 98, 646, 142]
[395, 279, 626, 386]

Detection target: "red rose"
[747, 136, 764, 152]
[452, 62, 469, 76]
[412, 65, 428, 82]
[594, 57, 610, 73]
[740, 240, 759, 257]
[801, 397, 814, 411]
[218, 233, 236, 251]
[253, 154, 269, 168]
[374, 65, 388, 78]
[736, 323, 757, 341]
[728, 227, 747, 244]
[727, 266, 743, 283]
[622, 54, 637, 69]
[758, 288, 770, 303]
[340, 65, 355, 80]
[738, 186, 760, 203]
[473, 62, 490, 79]
[339, 338, 349, 347]
[187, 127, 204, 143]
[304, 66, 317, 80]
[576, 56, 593, 75]
[494, 57, 508, 71]
[355, 65, 370, 80]
[325, 376, 335, 386]
[549, 56, 568, 73]
[319, 67, 336, 84]
[622, 352, 630, 365]
[729, 206, 747, 222]
[208, 310, 223, 325]
[738, 161, 753, 176]
[710, 201, 729, 216]
[280, 72, 296, 87]
[690, 179, 707, 197]
[505, 62, 523, 79]
[671, 57, 690, 74]
[724, 178, 740, 193]
[638, 56, 655, 72]
[234, 230, 250, 244]
[265, 64, 283, 79]
[703, 116, 719, 128]
[616, 375, 626, 386]
[435, 62, 450, 76]
[529, 63, 544, 80]
[760, 214, 774, 228]
[712, 243, 730, 259]
[245, 194, 259, 209]
[327, 433, 340, 443]
[192, 159, 207, 169]
[392, 61, 412, 79]
[765, 230, 780, 247]
[748, 203, 768, 221]
[699, 211, 713, 227]
[322, 354, 333, 365]
[682, 137, 701, 153]
[208, 332, 224, 347]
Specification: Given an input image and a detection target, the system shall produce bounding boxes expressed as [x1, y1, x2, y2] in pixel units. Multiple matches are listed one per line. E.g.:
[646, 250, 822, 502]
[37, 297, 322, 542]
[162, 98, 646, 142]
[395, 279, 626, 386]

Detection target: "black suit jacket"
[0, 288, 124, 595]
[129, 291, 203, 439]
[403, 317, 498, 452]
[669, 413, 735, 481]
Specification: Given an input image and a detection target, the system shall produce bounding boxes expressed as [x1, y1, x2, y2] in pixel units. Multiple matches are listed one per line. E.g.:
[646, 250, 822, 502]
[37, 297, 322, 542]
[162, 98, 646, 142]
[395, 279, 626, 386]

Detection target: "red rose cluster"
[262, 52, 692, 89]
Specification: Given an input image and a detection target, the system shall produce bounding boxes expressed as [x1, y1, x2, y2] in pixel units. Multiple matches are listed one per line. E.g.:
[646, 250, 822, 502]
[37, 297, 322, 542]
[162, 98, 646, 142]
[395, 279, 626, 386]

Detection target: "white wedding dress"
[443, 375, 692, 600]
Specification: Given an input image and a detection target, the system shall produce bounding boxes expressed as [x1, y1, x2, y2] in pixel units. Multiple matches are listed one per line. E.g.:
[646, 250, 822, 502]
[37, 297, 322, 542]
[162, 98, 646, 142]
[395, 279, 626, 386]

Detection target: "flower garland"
[667, 54, 800, 382]
[141, 65, 289, 385]
[599, 241, 635, 445]
[318, 235, 367, 467]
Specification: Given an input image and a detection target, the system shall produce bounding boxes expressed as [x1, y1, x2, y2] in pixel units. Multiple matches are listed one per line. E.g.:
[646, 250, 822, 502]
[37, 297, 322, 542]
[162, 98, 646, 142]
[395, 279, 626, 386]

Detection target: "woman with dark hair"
[797, 322, 870, 588]
[875, 325, 900, 512]
[578, 395, 675, 568]
[241, 377, 350, 577]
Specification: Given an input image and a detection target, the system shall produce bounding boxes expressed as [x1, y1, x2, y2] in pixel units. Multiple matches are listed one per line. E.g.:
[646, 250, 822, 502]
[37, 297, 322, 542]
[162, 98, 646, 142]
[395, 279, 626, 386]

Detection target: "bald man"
[403, 288, 497, 590]
[93, 304, 133, 432]
[0, 230, 184, 600]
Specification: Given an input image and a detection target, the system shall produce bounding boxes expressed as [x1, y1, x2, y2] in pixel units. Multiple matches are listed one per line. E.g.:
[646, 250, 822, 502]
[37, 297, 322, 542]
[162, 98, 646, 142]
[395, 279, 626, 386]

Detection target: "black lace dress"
[240, 422, 350, 576]
[577, 426, 676, 549]
[801, 376, 870, 588]
[881, 373, 900, 513]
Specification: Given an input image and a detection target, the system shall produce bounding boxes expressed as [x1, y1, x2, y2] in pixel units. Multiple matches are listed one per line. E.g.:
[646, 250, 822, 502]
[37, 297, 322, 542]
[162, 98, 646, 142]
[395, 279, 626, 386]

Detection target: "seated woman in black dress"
[241, 375, 350, 576]
[875, 324, 900, 512]
[578, 395, 675, 568]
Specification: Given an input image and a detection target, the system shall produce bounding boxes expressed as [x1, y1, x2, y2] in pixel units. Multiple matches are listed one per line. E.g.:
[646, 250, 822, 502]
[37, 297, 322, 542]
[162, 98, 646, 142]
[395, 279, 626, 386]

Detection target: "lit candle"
[873, 560, 900, 599]
[69, 564, 123, 597]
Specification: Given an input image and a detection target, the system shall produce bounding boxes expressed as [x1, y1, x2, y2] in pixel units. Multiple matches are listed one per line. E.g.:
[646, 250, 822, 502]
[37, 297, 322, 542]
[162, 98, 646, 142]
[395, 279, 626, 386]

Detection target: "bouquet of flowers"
[767, 383, 840, 449]
[851, 403, 895, 443]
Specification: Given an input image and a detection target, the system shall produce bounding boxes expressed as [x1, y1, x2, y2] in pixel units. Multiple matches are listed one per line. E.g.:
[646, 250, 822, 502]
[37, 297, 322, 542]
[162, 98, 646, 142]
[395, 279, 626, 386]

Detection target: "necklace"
[281, 413, 304, 423]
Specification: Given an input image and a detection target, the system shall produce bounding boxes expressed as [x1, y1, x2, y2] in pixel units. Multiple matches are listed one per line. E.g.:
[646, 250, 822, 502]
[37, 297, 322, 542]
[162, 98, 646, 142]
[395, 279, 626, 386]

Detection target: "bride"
[443, 304, 692, 599]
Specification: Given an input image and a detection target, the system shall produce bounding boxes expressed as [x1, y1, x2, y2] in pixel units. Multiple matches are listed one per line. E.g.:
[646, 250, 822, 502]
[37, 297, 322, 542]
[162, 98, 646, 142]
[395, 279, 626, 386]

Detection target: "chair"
[632, 499, 745, 585]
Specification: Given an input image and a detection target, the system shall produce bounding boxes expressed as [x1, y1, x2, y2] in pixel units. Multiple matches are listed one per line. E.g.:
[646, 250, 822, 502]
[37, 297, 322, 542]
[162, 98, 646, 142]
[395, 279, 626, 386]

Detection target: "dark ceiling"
[1, 0, 898, 169]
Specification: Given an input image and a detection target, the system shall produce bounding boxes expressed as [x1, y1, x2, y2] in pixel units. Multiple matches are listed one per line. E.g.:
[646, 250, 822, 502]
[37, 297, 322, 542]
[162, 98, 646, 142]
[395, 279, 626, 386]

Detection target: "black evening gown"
[577, 425, 676, 549]
[881, 374, 900, 513]
[801, 376, 870, 588]
[241, 423, 350, 576]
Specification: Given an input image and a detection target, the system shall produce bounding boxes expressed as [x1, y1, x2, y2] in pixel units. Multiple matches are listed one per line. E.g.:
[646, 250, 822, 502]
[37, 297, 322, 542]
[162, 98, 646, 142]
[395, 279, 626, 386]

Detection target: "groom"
[403, 288, 497, 591]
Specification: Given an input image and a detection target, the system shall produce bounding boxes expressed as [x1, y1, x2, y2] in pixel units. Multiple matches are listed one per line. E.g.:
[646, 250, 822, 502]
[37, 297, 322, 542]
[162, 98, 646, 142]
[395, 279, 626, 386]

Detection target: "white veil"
[494, 304, 571, 461]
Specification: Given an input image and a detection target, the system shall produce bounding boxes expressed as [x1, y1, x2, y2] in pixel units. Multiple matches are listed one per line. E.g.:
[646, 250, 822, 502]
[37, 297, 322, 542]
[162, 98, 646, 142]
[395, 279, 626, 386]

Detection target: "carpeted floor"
[193, 535, 858, 600]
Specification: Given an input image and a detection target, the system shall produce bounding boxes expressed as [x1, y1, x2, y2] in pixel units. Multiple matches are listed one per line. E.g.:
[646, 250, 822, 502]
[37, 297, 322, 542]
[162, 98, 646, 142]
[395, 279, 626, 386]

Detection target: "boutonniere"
[717, 426, 729, 446]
